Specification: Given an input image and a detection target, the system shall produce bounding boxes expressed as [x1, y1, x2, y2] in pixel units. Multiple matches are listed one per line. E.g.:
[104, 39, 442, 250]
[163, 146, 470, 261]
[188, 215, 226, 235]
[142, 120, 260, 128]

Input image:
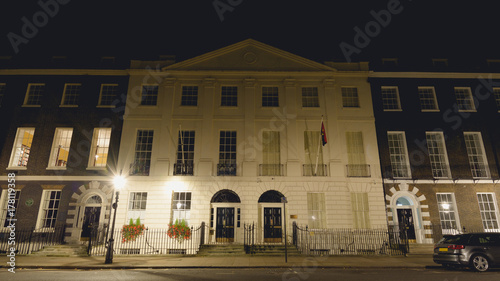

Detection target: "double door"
[216, 207, 235, 242]
[264, 207, 282, 243]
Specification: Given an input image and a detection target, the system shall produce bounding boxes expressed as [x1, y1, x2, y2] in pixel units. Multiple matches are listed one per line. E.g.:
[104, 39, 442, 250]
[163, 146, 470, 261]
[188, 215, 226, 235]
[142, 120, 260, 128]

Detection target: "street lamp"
[105, 175, 126, 264]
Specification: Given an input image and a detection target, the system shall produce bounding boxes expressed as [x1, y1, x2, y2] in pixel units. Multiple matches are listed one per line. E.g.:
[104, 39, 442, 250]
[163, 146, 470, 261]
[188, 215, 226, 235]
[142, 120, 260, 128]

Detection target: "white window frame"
[172, 191, 192, 225]
[127, 192, 147, 223]
[341, 86, 360, 108]
[436, 193, 460, 234]
[60, 83, 81, 107]
[35, 190, 62, 232]
[418, 86, 439, 112]
[381, 86, 402, 111]
[426, 132, 451, 179]
[262, 86, 279, 108]
[463, 132, 490, 179]
[87, 128, 112, 169]
[387, 131, 412, 179]
[8, 127, 35, 169]
[351, 192, 371, 229]
[220, 85, 238, 107]
[477, 193, 500, 232]
[454, 87, 476, 112]
[140, 84, 159, 106]
[23, 83, 44, 107]
[47, 128, 73, 169]
[97, 83, 118, 108]
[181, 85, 198, 106]
[0, 189, 21, 230]
[301, 87, 320, 108]
[307, 192, 326, 229]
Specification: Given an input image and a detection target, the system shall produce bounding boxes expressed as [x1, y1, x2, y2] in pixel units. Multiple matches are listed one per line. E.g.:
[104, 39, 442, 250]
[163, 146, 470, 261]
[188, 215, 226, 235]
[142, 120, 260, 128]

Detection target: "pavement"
[0, 254, 437, 270]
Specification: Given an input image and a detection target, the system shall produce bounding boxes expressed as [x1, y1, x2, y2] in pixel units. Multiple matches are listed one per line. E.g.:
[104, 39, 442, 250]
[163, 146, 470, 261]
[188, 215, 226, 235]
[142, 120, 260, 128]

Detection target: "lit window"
[61, 83, 81, 106]
[351, 192, 371, 229]
[88, 128, 111, 168]
[140, 85, 158, 106]
[418, 86, 439, 111]
[127, 192, 147, 223]
[23, 83, 44, 106]
[175, 131, 195, 175]
[307, 193, 326, 229]
[48, 128, 73, 168]
[302, 87, 319, 107]
[130, 130, 153, 176]
[9, 128, 35, 168]
[98, 84, 118, 106]
[0, 189, 21, 228]
[436, 193, 459, 234]
[172, 192, 191, 224]
[221, 86, 237, 107]
[454, 87, 476, 111]
[341, 87, 360, 108]
[181, 86, 198, 106]
[381, 86, 401, 110]
[218, 131, 236, 176]
[262, 86, 279, 107]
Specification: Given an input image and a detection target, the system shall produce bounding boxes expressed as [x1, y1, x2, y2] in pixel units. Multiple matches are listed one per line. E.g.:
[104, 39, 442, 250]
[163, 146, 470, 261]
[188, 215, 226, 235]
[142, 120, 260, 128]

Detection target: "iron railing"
[244, 222, 255, 254]
[0, 223, 66, 255]
[259, 164, 284, 176]
[174, 163, 194, 176]
[129, 162, 150, 176]
[302, 164, 328, 176]
[217, 163, 236, 176]
[346, 164, 371, 177]
[429, 224, 500, 244]
[88, 223, 206, 256]
[292, 222, 408, 256]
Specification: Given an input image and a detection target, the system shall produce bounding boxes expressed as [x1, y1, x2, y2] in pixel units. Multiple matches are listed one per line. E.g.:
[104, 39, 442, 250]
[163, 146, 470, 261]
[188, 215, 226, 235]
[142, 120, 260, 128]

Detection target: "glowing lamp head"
[113, 175, 126, 190]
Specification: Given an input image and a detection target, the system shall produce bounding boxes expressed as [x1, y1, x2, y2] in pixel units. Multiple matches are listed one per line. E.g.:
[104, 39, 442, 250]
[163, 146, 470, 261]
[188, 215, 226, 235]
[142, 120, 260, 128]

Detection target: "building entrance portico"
[210, 189, 241, 243]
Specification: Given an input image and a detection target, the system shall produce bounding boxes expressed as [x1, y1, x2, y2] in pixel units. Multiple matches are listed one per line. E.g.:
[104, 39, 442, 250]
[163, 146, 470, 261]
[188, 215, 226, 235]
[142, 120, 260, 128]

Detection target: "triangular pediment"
[163, 39, 336, 72]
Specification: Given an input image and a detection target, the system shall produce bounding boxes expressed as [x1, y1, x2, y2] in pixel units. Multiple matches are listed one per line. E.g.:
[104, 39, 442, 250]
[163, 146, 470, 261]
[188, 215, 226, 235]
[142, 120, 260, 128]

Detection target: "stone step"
[30, 244, 89, 257]
[197, 244, 246, 256]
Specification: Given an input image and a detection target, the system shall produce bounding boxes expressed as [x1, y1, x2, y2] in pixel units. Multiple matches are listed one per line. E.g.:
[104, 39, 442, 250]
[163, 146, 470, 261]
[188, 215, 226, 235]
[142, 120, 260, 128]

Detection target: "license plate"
[439, 248, 448, 252]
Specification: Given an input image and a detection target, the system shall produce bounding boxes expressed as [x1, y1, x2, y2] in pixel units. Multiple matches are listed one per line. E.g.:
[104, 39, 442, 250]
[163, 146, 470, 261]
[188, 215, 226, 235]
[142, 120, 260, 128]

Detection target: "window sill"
[22, 104, 41, 108]
[458, 110, 476, 112]
[342, 106, 361, 110]
[34, 228, 55, 233]
[46, 167, 67, 170]
[421, 109, 440, 112]
[6, 166, 27, 170]
[59, 105, 78, 108]
[383, 109, 402, 112]
[86, 167, 107, 171]
[301, 106, 320, 110]
[138, 105, 158, 108]
[97, 105, 116, 108]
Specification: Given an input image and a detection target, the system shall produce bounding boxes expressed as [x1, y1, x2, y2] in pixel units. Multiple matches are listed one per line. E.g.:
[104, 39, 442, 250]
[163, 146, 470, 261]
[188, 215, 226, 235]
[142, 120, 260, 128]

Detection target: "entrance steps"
[197, 244, 246, 256]
[408, 243, 434, 255]
[250, 244, 302, 256]
[30, 244, 88, 257]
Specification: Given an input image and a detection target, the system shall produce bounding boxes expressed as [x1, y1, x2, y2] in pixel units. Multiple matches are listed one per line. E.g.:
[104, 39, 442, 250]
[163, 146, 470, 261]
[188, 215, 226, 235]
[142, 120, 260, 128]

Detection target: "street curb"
[4, 265, 434, 270]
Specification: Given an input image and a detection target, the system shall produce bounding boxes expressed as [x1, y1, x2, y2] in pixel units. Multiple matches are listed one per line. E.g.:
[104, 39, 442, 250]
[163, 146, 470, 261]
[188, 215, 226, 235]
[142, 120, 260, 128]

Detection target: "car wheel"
[470, 254, 489, 272]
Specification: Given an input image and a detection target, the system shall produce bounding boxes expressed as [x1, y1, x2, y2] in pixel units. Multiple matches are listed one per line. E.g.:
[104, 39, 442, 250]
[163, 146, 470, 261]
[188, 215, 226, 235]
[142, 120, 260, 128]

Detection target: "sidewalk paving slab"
[0, 254, 437, 270]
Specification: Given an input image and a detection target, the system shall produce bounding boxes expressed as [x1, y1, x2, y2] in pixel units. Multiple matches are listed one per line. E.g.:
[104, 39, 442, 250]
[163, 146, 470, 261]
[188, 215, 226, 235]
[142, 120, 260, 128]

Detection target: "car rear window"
[439, 235, 467, 244]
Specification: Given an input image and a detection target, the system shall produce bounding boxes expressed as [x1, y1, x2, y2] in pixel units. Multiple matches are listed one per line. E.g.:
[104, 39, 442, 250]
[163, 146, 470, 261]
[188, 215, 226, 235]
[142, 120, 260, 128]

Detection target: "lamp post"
[105, 175, 126, 264]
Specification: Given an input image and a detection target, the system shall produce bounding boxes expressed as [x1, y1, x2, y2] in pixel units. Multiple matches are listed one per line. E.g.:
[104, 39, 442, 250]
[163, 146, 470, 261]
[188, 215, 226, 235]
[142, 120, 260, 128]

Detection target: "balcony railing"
[174, 163, 194, 176]
[217, 163, 236, 176]
[259, 164, 284, 176]
[129, 162, 150, 176]
[303, 164, 328, 176]
[346, 164, 371, 177]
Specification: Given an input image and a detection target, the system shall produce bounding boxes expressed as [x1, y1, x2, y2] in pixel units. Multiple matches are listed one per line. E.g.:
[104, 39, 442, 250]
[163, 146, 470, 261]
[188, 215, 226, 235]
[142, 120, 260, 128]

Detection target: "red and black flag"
[321, 121, 327, 146]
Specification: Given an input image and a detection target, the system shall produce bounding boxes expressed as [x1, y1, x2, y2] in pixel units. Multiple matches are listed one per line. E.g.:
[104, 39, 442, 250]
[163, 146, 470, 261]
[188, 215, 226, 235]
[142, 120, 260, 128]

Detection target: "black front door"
[81, 207, 101, 240]
[264, 207, 282, 243]
[397, 209, 416, 240]
[216, 208, 235, 242]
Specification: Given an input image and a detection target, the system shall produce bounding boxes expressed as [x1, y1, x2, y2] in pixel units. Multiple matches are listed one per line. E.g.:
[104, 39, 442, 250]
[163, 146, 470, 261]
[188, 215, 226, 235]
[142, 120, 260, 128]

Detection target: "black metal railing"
[346, 164, 371, 177]
[88, 223, 206, 256]
[174, 163, 194, 176]
[129, 162, 150, 176]
[292, 222, 408, 256]
[244, 222, 255, 254]
[259, 164, 284, 176]
[302, 164, 328, 176]
[0, 223, 66, 255]
[217, 163, 236, 176]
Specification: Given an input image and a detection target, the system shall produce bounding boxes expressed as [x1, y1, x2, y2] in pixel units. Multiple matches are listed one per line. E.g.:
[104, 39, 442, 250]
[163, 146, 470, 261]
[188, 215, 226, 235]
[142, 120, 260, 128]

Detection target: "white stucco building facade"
[113, 39, 387, 244]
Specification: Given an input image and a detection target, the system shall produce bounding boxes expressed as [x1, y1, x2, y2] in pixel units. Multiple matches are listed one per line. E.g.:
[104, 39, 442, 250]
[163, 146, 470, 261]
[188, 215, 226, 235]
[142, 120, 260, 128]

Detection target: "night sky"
[0, 0, 499, 64]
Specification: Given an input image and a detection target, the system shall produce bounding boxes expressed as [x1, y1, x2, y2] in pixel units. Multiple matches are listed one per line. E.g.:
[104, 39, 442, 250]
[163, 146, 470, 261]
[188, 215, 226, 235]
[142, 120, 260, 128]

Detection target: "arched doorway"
[211, 189, 241, 243]
[80, 194, 104, 240]
[258, 190, 284, 243]
[394, 196, 417, 243]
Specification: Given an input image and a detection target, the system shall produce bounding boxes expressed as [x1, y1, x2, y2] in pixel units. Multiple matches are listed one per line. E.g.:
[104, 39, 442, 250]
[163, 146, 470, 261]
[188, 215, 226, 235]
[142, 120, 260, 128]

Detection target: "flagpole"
[179, 124, 185, 174]
[314, 116, 323, 176]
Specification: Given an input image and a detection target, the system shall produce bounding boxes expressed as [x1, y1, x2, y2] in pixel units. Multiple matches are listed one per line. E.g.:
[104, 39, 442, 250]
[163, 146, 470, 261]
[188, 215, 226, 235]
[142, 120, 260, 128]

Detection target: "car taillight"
[448, 245, 465, 250]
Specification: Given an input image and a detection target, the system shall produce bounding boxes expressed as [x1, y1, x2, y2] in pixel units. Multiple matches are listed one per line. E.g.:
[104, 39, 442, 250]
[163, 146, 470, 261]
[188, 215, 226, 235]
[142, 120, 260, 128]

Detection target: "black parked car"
[433, 233, 500, 272]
